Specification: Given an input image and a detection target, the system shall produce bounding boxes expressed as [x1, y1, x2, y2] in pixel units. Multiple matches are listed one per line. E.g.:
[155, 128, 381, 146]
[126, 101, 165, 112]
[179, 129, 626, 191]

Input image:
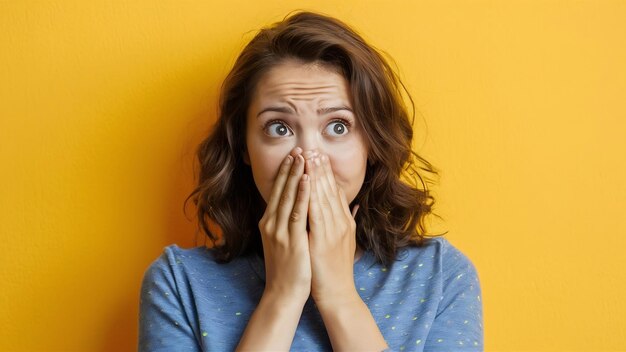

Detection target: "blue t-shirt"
[138, 237, 483, 351]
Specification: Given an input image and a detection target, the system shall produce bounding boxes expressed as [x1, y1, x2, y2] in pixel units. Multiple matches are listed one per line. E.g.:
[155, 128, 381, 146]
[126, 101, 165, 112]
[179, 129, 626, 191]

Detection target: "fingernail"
[314, 157, 321, 166]
[286, 155, 293, 164]
[294, 147, 302, 154]
[321, 155, 328, 163]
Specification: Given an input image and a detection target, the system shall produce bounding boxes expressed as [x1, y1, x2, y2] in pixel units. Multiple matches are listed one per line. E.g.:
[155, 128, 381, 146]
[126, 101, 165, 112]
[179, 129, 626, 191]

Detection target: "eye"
[264, 120, 293, 137]
[324, 119, 351, 137]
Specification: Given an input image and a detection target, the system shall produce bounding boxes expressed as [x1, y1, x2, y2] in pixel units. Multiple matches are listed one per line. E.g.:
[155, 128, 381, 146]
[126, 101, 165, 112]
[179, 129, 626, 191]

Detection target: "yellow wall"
[2, 1, 625, 351]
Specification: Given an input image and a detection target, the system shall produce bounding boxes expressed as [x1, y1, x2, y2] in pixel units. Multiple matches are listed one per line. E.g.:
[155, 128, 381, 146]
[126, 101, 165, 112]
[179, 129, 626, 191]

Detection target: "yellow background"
[1, 1, 625, 351]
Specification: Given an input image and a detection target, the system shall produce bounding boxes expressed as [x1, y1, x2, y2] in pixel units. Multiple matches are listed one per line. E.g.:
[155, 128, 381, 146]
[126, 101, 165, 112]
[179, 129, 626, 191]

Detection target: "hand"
[305, 152, 360, 306]
[258, 147, 312, 302]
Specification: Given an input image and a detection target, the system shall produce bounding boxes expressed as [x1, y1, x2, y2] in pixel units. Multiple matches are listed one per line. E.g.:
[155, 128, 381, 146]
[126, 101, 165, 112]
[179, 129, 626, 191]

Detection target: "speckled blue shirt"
[138, 237, 483, 351]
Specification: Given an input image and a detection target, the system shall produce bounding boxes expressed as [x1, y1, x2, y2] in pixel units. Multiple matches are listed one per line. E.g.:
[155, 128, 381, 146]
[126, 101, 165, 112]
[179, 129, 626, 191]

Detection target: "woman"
[139, 10, 483, 351]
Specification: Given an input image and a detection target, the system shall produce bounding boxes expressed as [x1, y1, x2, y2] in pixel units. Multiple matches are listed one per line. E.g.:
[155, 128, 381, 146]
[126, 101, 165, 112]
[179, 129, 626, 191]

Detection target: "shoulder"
[408, 236, 476, 265]
[415, 237, 482, 301]
[143, 244, 214, 273]
[429, 237, 479, 282]
[141, 244, 252, 286]
[391, 236, 480, 286]
[428, 236, 478, 272]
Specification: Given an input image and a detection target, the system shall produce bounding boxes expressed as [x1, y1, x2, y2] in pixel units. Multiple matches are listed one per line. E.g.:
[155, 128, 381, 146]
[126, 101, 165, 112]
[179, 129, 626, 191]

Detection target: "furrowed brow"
[257, 106, 295, 117]
[257, 105, 353, 118]
[317, 106, 353, 115]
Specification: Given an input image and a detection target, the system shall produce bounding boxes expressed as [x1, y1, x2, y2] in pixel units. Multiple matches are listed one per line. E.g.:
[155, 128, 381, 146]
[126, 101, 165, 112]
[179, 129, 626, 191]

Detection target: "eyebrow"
[256, 105, 353, 118]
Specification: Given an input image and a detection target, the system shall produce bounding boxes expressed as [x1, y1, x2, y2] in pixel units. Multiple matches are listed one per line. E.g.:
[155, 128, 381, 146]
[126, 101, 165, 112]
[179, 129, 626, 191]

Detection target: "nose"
[297, 129, 320, 159]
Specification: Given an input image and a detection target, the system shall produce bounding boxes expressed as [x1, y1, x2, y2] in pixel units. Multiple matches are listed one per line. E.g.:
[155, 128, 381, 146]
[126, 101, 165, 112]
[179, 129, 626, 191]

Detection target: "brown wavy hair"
[185, 10, 445, 267]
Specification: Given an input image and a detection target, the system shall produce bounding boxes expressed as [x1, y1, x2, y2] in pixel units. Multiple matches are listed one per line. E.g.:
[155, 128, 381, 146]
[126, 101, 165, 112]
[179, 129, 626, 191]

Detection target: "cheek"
[246, 133, 272, 202]
[249, 148, 289, 203]
[328, 144, 368, 200]
[251, 159, 276, 201]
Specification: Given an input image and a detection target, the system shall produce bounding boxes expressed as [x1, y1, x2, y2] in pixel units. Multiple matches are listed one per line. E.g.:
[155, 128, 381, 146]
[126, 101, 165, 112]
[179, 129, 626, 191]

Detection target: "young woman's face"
[245, 60, 369, 206]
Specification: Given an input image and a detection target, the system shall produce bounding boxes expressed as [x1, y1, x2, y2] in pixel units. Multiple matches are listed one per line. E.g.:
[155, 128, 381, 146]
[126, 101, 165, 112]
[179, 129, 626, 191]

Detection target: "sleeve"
[424, 239, 484, 351]
[138, 248, 201, 352]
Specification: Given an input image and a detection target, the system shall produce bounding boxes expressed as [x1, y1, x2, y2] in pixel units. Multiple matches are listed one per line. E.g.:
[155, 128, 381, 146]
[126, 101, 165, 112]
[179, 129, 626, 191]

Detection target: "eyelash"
[263, 118, 353, 137]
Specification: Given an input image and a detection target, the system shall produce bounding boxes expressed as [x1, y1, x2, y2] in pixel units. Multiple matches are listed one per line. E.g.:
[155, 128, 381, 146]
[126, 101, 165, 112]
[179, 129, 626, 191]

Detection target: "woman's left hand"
[305, 152, 360, 306]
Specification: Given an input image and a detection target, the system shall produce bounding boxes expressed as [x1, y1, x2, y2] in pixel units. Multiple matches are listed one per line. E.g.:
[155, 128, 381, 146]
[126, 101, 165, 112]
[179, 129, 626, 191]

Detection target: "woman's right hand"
[237, 147, 312, 351]
[258, 147, 312, 302]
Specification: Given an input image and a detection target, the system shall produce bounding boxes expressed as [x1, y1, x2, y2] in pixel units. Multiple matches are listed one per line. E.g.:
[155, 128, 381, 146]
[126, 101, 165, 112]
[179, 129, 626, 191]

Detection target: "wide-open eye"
[324, 119, 350, 137]
[264, 120, 293, 137]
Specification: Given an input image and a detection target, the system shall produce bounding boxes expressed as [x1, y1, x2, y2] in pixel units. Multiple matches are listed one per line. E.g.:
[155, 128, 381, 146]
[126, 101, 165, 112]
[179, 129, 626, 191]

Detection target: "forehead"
[252, 60, 351, 104]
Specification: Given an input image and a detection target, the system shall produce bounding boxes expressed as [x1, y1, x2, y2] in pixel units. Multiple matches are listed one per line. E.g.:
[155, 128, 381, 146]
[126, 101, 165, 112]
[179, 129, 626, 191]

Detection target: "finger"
[302, 149, 319, 160]
[337, 186, 354, 219]
[321, 154, 338, 195]
[289, 146, 303, 159]
[288, 173, 310, 235]
[265, 154, 294, 215]
[316, 155, 342, 224]
[276, 154, 306, 230]
[307, 157, 325, 237]
[320, 154, 344, 216]
[312, 156, 336, 235]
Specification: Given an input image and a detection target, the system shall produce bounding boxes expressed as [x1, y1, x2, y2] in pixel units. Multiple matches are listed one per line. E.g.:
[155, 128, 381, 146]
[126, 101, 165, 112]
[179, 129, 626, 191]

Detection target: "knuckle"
[272, 232, 289, 248]
[289, 211, 301, 223]
[259, 218, 274, 234]
[279, 192, 291, 207]
[268, 236, 282, 247]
